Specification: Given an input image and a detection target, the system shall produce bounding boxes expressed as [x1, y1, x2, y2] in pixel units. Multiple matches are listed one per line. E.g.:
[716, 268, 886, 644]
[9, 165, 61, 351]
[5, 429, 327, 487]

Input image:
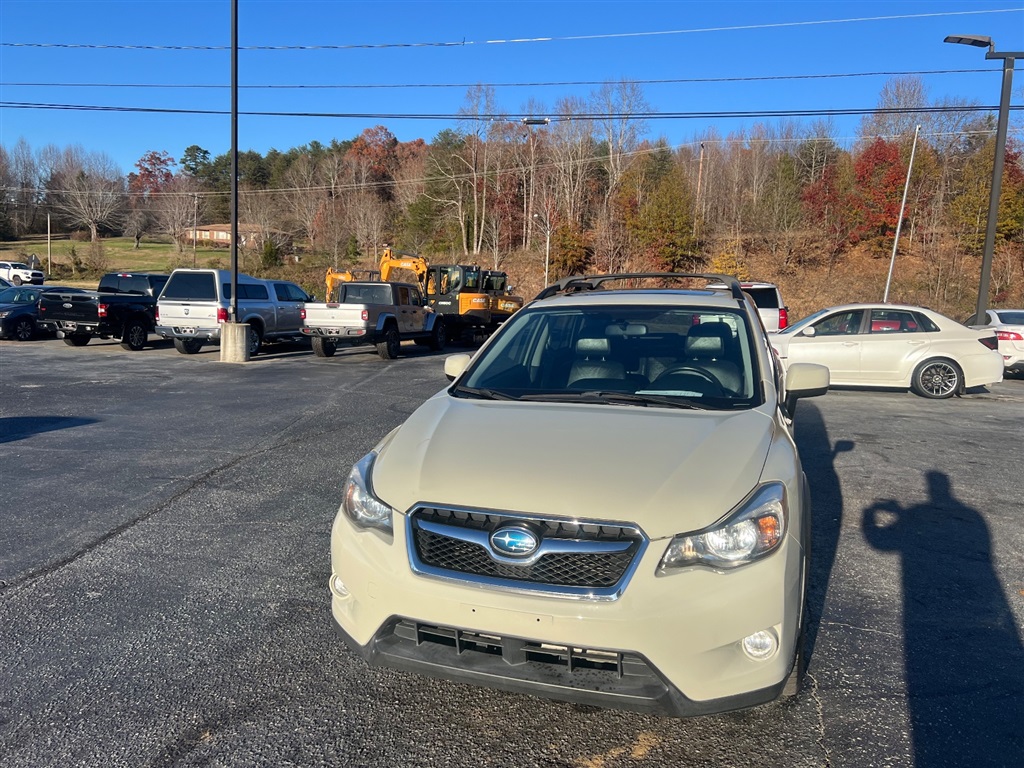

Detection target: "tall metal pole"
[192, 193, 198, 268]
[883, 125, 921, 303]
[46, 211, 51, 275]
[693, 142, 705, 238]
[975, 52, 1016, 322]
[229, 0, 239, 323]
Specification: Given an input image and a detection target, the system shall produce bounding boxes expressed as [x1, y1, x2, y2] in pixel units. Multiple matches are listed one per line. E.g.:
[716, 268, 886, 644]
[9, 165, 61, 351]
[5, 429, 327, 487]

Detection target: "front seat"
[566, 338, 626, 388]
[681, 322, 742, 393]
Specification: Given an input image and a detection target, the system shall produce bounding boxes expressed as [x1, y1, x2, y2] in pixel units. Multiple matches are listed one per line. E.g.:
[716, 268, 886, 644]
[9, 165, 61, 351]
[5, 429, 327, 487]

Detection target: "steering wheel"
[656, 366, 720, 385]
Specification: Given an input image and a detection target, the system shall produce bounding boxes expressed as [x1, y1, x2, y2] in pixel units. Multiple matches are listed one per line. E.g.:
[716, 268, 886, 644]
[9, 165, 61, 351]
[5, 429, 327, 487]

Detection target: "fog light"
[742, 630, 778, 660]
[331, 575, 349, 597]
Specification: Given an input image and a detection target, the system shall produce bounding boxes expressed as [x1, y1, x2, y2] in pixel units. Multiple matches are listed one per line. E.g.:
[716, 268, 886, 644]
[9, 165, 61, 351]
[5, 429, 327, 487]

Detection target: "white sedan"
[965, 309, 1024, 377]
[771, 303, 1003, 399]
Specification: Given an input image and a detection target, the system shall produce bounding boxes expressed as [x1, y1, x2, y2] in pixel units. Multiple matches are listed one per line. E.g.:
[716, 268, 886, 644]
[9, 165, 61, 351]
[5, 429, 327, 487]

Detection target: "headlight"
[658, 483, 787, 572]
[0, 311, 9, 318]
[341, 452, 394, 533]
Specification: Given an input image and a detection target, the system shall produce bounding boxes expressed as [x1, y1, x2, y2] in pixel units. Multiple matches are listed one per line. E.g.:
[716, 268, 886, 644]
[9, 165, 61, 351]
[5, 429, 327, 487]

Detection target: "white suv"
[329, 273, 829, 717]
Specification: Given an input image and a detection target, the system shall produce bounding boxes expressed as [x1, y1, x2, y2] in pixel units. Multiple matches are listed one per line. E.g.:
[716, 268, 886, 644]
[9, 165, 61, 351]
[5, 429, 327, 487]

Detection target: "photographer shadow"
[863, 472, 1024, 766]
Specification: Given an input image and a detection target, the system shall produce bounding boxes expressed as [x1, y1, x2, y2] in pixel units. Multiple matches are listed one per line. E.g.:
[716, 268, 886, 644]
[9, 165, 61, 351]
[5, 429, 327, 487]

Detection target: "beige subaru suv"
[330, 273, 829, 717]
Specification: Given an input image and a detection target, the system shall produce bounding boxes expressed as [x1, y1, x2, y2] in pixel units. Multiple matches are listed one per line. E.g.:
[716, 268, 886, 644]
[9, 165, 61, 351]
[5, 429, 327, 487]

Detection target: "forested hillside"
[2, 77, 1022, 320]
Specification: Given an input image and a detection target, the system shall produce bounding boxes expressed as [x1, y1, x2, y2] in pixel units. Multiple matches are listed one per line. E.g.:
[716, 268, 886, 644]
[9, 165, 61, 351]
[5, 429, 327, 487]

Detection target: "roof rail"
[533, 273, 744, 301]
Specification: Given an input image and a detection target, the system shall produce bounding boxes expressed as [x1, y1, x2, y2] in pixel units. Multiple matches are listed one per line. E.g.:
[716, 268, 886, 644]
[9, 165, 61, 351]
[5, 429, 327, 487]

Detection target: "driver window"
[813, 310, 863, 336]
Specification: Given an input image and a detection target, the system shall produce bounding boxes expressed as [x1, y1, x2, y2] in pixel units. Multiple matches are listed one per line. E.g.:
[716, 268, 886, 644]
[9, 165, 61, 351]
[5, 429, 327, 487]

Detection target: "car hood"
[371, 393, 776, 540]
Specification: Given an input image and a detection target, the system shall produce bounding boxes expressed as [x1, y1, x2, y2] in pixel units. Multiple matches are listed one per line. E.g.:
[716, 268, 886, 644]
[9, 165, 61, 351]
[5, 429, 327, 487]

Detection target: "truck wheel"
[312, 336, 337, 357]
[429, 319, 446, 352]
[63, 333, 90, 347]
[120, 320, 148, 351]
[247, 326, 262, 357]
[174, 338, 203, 354]
[376, 326, 401, 360]
[13, 317, 35, 341]
[12, 275, 22, 286]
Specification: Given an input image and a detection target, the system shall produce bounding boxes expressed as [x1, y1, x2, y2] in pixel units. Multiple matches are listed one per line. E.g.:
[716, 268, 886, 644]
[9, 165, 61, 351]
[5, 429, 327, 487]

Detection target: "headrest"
[576, 337, 611, 356]
[685, 332, 724, 358]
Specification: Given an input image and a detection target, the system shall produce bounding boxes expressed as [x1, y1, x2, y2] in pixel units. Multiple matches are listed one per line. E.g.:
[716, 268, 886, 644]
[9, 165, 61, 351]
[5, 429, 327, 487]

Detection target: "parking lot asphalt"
[1, 337, 1022, 767]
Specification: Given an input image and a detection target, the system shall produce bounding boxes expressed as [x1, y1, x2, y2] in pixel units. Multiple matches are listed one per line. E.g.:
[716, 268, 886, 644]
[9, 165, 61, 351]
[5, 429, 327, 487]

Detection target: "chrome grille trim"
[405, 505, 648, 601]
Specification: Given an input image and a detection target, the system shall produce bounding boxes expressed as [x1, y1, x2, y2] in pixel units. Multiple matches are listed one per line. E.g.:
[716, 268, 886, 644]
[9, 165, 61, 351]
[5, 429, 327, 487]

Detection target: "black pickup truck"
[37, 272, 169, 350]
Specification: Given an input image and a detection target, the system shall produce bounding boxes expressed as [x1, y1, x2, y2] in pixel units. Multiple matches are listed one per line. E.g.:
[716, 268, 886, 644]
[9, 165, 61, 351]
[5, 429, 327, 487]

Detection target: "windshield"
[0, 287, 39, 303]
[453, 304, 761, 409]
[778, 308, 831, 334]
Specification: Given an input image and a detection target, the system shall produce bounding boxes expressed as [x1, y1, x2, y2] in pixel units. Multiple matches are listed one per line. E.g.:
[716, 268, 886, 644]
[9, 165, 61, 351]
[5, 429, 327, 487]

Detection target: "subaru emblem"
[489, 525, 539, 558]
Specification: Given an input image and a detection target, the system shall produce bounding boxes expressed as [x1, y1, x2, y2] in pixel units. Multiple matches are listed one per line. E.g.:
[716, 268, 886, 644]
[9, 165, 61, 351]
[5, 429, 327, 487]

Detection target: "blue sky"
[1, 0, 1022, 175]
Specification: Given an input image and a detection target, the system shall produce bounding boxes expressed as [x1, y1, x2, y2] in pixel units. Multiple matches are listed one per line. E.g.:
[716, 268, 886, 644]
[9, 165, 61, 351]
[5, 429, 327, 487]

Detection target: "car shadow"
[792, 401, 853, 663]
[862, 472, 1024, 767]
[0, 415, 99, 444]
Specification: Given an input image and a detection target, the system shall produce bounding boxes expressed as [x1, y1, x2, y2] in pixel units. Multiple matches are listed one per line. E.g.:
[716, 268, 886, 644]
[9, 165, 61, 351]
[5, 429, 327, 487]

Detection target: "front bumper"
[329, 509, 804, 717]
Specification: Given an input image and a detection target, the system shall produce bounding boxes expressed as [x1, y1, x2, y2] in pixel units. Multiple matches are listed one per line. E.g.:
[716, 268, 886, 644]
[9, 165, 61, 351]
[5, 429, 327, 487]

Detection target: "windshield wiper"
[451, 386, 521, 401]
[518, 391, 709, 409]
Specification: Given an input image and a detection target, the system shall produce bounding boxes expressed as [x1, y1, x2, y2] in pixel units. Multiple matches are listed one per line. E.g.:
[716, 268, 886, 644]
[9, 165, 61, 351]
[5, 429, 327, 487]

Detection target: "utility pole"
[693, 142, 706, 239]
[192, 193, 198, 268]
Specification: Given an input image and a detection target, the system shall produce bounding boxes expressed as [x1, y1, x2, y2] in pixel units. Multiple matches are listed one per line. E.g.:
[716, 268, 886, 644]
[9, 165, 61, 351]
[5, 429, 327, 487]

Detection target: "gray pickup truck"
[299, 281, 446, 360]
[155, 268, 313, 356]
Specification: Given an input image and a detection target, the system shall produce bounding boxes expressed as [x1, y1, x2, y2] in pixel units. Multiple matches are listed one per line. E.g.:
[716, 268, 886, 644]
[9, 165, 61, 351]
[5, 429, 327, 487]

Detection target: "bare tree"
[592, 80, 650, 210]
[549, 95, 595, 227]
[156, 175, 204, 252]
[283, 155, 325, 254]
[48, 146, 125, 241]
[859, 76, 929, 140]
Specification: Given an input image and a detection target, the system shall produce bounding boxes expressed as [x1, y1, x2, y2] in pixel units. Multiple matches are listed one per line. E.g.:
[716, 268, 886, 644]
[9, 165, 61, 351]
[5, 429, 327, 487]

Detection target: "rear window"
[996, 311, 1024, 325]
[99, 275, 167, 295]
[743, 287, 780, 309]
[223, 283, 269, 300]
[160, 272, 218, 301]
[341, 284, 393, 305]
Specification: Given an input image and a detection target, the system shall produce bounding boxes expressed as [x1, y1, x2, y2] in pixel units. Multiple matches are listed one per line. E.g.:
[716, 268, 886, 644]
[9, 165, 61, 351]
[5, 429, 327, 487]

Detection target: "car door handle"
[907, 340, 926, 346]
[841, 342, 858, 347]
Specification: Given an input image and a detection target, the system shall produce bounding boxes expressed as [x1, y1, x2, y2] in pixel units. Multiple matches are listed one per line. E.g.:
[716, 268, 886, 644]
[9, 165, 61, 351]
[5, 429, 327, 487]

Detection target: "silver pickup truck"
[155, 268, 313, 356]
[300, 281, 446, 360]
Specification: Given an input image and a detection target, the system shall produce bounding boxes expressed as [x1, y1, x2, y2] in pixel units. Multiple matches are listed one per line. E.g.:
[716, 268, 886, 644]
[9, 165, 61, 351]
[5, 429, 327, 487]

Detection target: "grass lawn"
[0, 236, 229, 287]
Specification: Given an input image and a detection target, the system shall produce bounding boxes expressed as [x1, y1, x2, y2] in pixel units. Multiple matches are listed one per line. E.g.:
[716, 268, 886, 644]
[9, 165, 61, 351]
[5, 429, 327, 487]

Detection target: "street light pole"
[944, 35, 1022, 322]
[533, 212, 551, 286]
[883, 124, 921, 303]
[192, 193, 198, 268]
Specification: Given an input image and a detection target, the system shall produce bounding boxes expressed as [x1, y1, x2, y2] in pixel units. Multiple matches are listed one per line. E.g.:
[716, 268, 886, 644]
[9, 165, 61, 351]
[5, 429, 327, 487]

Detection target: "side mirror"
[444, 353, 472, 382]
[801, 325, 817, 338]
[784, 362, 829, 415]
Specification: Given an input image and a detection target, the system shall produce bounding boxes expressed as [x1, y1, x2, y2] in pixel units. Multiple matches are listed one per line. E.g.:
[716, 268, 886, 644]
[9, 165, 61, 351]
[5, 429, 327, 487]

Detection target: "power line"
[2, 9, 1020, 51]
[2, 101, 1018, 121]
[0, 69, 997, 91]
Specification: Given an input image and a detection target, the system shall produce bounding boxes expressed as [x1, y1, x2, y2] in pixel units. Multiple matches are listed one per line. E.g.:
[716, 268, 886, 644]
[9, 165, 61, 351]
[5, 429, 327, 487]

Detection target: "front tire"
[311, 336, 337, 357]
[13, 317, 35, 341]
[120, 320, 148, 351]
[63, 333, 90, 347]
[11, 275, 22, 286]
[173, 337, 203, 355]
[376, 326, 401, 360]
[911, 358, 962, 399]
[429, 319, 446, 352]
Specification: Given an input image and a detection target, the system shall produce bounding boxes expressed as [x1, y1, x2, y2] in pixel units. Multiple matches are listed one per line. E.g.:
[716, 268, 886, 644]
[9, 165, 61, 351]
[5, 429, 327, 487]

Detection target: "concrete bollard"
[220, 322, 251, 363]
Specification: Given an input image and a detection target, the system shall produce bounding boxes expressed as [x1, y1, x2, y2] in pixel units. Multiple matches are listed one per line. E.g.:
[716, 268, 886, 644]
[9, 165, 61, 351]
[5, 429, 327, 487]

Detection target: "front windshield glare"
[455, 305, 760, 408]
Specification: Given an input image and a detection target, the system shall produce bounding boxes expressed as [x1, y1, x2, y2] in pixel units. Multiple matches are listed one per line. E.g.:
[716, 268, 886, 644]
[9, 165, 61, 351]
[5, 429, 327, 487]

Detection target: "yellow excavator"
[325, 268, 380, 302]
[378, 248, 522, 341]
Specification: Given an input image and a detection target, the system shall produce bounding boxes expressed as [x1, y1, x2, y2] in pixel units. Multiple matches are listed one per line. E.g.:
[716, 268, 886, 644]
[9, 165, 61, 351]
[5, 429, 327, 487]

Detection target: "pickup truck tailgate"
[157, 301, 219, 329]
[39, 291, 100, 323]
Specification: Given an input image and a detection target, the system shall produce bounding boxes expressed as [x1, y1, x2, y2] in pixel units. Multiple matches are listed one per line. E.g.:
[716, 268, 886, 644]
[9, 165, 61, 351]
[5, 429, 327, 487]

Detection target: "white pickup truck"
[300, 281, 446, 360]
